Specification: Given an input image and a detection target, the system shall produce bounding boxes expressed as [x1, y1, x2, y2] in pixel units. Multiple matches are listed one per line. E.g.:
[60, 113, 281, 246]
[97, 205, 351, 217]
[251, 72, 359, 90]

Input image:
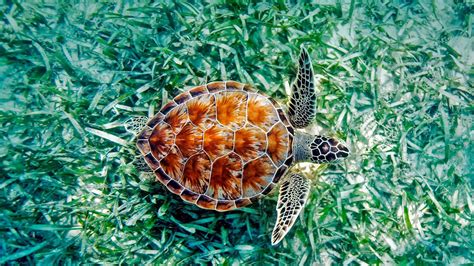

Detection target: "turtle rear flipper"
[133, 155, 152, 172]
[125, 116, 148, 136]
[288, 47, 316, 128]
[271, 173, 310, 245]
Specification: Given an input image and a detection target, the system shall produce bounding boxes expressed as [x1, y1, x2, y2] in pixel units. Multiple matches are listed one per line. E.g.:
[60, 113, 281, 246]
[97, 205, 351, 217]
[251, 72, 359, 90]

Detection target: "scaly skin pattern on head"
[293, 131, 349, 164]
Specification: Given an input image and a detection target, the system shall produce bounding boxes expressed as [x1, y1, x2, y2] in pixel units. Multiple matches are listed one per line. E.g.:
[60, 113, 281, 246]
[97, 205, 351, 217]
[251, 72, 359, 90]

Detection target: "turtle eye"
[310, 136, 350, 163]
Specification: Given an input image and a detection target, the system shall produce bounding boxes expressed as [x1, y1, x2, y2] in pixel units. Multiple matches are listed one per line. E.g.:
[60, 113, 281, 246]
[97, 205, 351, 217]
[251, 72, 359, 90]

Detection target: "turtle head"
[310, 136, 350, 163]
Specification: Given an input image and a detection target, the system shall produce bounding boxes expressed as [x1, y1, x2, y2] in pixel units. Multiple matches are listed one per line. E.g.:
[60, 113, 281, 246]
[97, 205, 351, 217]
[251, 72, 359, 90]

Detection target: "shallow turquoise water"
[0, 1, 472, 264]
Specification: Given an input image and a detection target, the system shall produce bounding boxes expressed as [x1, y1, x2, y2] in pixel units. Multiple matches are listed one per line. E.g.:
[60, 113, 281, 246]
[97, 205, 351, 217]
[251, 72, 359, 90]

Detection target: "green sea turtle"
[125, 48, 350, 245]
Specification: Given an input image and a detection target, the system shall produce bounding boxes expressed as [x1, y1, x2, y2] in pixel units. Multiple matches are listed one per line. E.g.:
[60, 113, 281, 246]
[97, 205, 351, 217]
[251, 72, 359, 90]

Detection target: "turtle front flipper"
[288, 47, 316, 128]
[133, 155, 152, 172]
[271, 173, 310, 245]
[125, 116, 149, 136]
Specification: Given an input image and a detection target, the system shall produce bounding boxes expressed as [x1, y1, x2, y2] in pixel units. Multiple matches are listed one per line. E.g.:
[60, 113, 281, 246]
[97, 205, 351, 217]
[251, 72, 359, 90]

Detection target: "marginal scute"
[144, 153, 160, 170]
[215, 91, 247, 130]
[272, 165, 288, 183]
[234, 125, 266, 162]
[189, 85, 208, 97]
[137, 127, 153, 140]
[196, 194, 217, 210]
[267, 97, 279, 107]
[154, 168, 171, 185]
[235, 198, 252, 208]
[160, 101, 177, 115]
[174, 91, 191, 104]
[136, 139, 150, 155]
[182, 152, 211, 194]
[206, 152, 242, 200]
[175, 122, 203, 158]
[180, 189, 199, 203]
[167, 179, 184, 195]
[277, 108, 291, 127]
[216, 200, 235, 211]
[247, 93, 279, 131]
[207, 81, 226, 93]
[203, 124, 234, 161]
[287, 134, 294, 156]
[146, 113, 164, 128]
[267, 122, 290, 166]
[225, 80, 244, 90]
[242, 155, 276, 197]
[149, 122, 174, 160]
[187, 94, 216, 130]
[249, 195, 262, 203]
[261, 182, 275, 195]
[243, 84, 255, 92]
[287, 125, 294, 136]
[284, 155, 294, 167]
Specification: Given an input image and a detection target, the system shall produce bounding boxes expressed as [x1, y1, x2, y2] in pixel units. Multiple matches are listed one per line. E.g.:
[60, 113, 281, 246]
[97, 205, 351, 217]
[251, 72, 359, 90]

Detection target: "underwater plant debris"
[0, 1, 472, 264]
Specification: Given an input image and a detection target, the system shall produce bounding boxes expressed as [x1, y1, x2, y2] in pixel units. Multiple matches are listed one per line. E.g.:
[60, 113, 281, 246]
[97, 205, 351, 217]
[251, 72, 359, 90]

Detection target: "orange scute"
[175, 122, 203, 157]
[207, 81, 226, 93]
[164, 104, 188, 133]
[187, 94, 216, 130]
[149, 122, 175, 160]
[247, 94, 279, 131]
[216, 91, 247, 130]
[142, 86, 293, 208]
[203, 124, 234, 161]
[160, 146, 184, 180]
[180, 189, 199, 203]
[216, 200, 235, 211]
[242, 155, 276, 197]
[267, 122, 289, 166]
[225, 81, 244, 90]
[196, 195, 217, 210]
[234, 125, 266, 162]
[182, 152, 211, 194]
[206, 152, 242, 200]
